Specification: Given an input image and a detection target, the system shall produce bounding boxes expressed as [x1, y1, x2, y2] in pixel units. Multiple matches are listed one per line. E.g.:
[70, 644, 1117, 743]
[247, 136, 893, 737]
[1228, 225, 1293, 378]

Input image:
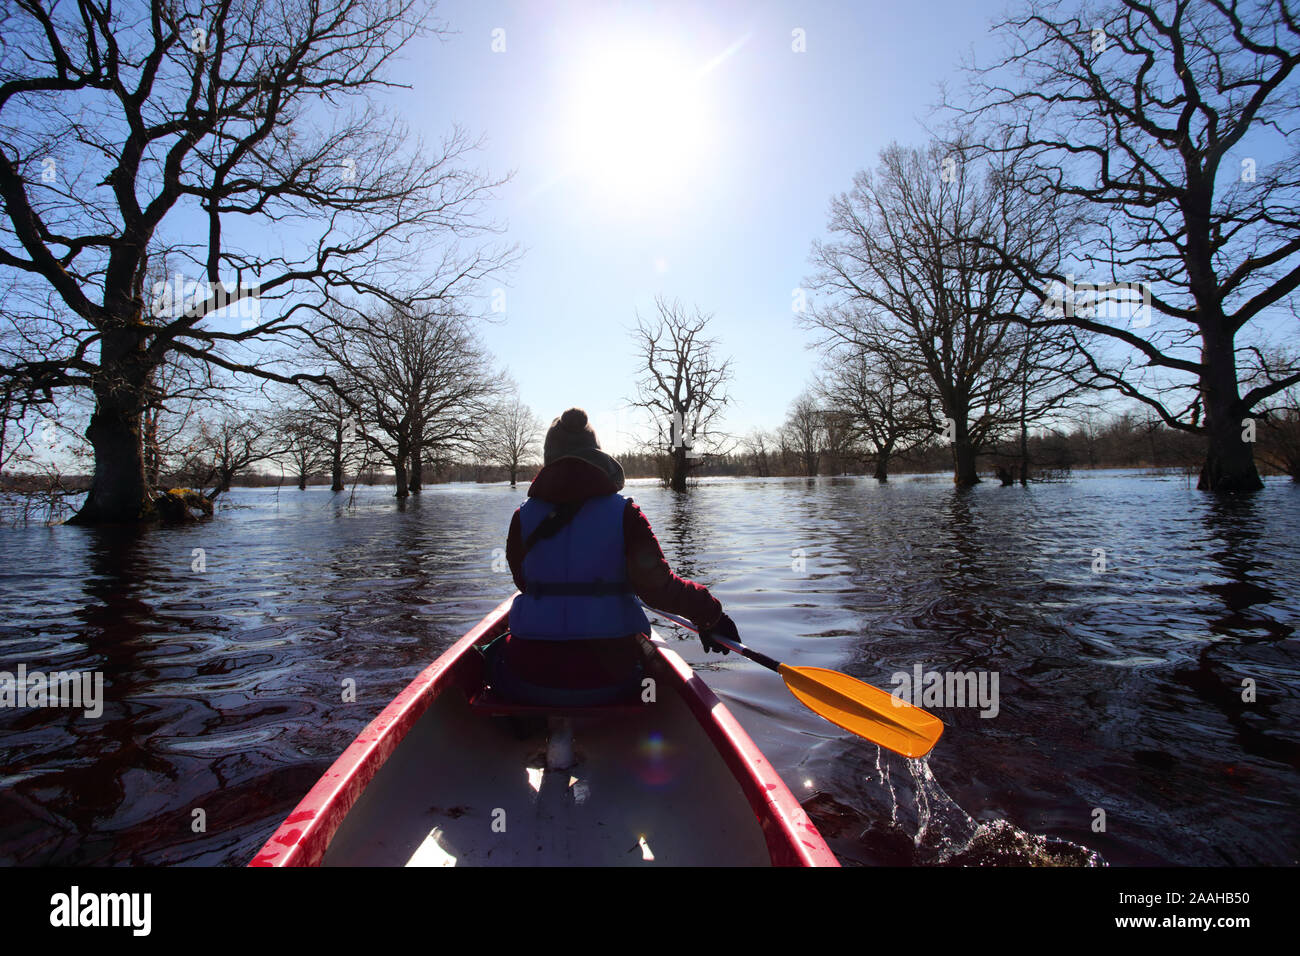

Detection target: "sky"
[380, 0, 1009, 453]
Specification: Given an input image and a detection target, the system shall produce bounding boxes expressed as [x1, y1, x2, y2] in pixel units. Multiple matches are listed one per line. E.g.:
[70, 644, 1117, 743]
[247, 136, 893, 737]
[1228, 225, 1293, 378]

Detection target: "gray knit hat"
[543, 407, 625, 490]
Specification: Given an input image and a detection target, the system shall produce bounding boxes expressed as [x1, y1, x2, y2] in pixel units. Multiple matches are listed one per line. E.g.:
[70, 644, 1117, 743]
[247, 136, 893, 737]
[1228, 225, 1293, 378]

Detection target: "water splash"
[908, 757, 1103, 865]
[802, 743, 1104, 866]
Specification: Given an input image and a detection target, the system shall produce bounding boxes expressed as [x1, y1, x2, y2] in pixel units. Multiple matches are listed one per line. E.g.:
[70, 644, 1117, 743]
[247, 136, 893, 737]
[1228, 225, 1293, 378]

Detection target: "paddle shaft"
[643, 605, 782, 672]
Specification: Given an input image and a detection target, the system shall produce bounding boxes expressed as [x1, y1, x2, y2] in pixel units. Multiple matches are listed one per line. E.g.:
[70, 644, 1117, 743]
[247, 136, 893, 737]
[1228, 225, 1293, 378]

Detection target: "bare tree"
[407, 315, 502, 489]
[278, 406, 332, 490]
[776, 427, 796, 474]
[0, 0, 513, 523]
[317, 304, 498, 498]
[141, 347, 213, 488]
[0, 385, 90, 524]
[629, 297, 733, 491]
[957, 0, 1300, 491]
[816, 325, 935, 481]
[292, 376, 365, 492]
[808, 141, 1092, 486]
[782, 391, 825, 476]
[1259, 402, 1300, 480]
[174, 411, 276, 498]
[1074, 408, 1106, 469]
[484, 390, 541, 487]
[1255, 344, 1300, 479]
[0, 285, 81, 478]
[1, 377, 48, 477]
[740, 429, 775, 477]
[820, 407, 858, 475]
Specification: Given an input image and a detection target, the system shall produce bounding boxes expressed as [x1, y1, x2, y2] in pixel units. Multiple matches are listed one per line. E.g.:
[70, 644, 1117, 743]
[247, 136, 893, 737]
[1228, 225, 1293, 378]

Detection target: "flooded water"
[1, 471, 1297, 866]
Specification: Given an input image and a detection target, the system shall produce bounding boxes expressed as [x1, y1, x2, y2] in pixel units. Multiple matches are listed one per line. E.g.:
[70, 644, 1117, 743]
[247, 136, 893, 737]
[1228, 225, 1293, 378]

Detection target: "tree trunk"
[298, 473, 308, 491]
[1200, 418, 1262, 491]
[330, 437, 344, 492]
[951, 418, 980, 487]
[1018, 420, 1029, 486]
[408, 443, 422, 493]
[509, 463, 518, 488]
[68, 330, 154, 524]
[394, 457, 409, 499]
[1197, 329, 1263, 492]
[143, 406, 161, 488]
[874, 441, 892, 481]
[1019, 339, 1030, 485]
[670, 446, 688, 491]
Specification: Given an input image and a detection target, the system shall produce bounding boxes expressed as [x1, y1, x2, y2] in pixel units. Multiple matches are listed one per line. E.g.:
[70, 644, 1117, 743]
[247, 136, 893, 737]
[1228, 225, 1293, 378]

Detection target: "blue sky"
[385, 0, 1008, 453]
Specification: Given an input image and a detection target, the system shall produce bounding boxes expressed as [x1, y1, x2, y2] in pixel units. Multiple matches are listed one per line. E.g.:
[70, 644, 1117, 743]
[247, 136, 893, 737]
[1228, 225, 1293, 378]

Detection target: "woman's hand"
[699, 612, 739, 655]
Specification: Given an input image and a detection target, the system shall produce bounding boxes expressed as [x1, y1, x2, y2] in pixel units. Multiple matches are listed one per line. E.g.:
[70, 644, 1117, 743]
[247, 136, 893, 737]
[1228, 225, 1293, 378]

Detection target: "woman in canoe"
[491, 407, 739, 705]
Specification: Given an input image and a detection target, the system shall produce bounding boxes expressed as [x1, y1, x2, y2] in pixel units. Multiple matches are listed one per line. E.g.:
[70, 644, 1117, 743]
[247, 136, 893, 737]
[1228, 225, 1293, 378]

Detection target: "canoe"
[250, 594, 838, 867]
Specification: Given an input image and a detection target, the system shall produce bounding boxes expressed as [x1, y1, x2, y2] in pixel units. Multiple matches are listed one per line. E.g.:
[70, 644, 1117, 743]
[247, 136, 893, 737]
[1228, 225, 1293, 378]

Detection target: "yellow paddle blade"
[778, 664, 944, 759]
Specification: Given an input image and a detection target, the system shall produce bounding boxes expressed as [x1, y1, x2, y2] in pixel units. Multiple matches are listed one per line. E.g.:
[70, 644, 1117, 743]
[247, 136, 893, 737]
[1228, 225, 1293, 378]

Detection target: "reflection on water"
[1, 471, 1297, 865]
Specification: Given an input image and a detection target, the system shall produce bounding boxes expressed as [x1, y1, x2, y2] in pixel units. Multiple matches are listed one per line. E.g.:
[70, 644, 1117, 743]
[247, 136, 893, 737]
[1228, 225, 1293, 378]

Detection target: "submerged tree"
[294, 375, 366, 493]
[317, 304, 498, 498]
[816, 320, 935, 481]
[1256, 346, 1300, 480]
[0, 0, 511, 523]
[958, 0, 1300, 491]
[629, 297, 733, 492]
[174, 410, 276, 498]
[808, 142, 1090, 486]
[278, 406, 332, 490]
[740, 429, 776, 477]
[782, 391, 825, 477]
[484, 390, 542, 487]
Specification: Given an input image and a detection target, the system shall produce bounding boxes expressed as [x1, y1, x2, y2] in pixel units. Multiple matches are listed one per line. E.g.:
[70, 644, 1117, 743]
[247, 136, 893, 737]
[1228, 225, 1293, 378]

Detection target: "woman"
[492, 407, 739, 705]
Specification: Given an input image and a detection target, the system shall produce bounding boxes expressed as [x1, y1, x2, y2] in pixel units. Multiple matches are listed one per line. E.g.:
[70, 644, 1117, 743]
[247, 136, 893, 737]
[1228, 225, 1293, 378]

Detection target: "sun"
[560, 41, 713, 209]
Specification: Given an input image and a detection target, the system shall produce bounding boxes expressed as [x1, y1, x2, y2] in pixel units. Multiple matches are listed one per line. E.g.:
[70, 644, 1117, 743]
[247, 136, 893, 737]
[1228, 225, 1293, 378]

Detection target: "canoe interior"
[320, 636, 775, 867]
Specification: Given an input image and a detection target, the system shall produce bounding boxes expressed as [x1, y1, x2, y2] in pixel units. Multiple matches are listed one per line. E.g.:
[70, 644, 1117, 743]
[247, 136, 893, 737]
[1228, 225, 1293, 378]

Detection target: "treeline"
[635, 409, 1300, 482]
[568, 410, 1298, 482]
[230, 407, 1300, 484]
[12, 406, 1299, 501]
[625, 415, 1201, 480]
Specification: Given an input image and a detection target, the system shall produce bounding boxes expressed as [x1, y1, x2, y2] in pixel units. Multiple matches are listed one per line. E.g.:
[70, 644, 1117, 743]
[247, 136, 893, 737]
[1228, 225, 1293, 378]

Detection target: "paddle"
[642, 604, 944, 759]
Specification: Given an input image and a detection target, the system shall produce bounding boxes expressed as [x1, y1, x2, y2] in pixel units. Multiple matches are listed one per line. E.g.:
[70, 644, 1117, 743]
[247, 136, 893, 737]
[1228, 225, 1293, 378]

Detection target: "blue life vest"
[508, 493, 652, 640]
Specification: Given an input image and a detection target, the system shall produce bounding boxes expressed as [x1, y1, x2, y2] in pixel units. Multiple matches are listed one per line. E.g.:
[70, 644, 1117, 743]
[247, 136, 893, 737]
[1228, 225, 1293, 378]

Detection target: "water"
[1, 471, 1297, 866]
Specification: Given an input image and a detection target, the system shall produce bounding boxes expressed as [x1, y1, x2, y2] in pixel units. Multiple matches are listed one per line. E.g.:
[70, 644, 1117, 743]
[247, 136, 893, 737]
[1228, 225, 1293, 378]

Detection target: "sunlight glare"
[561, 41, 713, 209]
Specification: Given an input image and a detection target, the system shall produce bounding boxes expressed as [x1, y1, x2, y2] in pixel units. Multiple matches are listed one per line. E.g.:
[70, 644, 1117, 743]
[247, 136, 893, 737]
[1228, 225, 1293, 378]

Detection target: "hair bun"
[559, 407, 588, 430]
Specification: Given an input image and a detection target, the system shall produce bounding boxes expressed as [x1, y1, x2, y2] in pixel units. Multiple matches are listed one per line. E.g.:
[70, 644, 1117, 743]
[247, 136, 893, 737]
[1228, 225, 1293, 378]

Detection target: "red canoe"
[250, 595, 838, 867]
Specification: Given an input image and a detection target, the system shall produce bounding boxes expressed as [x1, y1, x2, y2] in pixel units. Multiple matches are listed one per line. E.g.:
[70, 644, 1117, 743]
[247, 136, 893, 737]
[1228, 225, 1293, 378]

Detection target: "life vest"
[508, 492, 652, 640]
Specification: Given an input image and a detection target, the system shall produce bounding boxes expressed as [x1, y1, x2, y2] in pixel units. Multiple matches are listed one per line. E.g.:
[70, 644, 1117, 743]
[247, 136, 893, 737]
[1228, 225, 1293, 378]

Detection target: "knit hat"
[543, 407, 625, 490]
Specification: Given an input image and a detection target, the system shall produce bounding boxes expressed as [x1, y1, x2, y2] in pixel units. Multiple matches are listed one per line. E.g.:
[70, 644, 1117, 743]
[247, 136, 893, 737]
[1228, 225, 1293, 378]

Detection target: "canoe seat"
[465, 687, 646, 718]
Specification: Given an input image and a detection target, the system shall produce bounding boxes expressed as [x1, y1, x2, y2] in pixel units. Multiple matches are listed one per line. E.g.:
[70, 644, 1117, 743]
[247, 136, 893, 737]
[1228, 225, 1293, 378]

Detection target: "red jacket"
[502, 458, 723, 686]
